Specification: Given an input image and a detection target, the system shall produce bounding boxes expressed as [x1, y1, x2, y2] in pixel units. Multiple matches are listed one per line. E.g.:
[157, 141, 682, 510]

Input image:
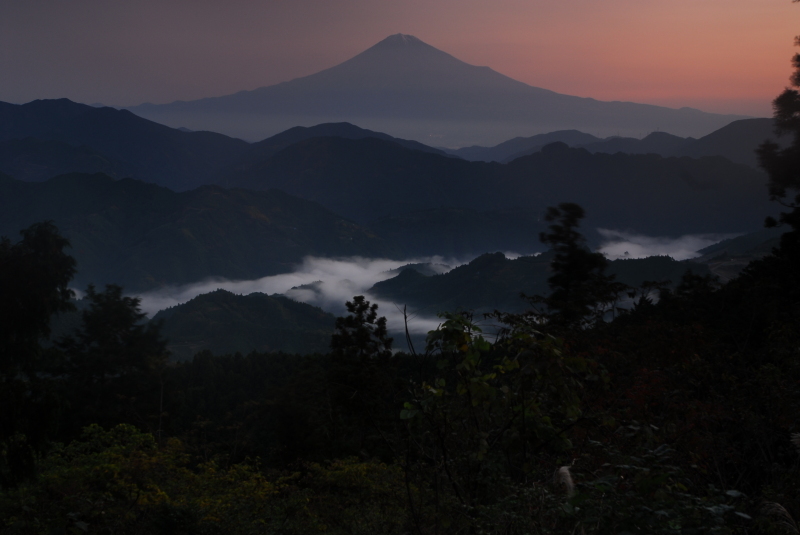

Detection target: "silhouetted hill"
[217, 122, 447, 185]
[368, 207, 547, 257]
[442, 119, 787, 169]
[153, 290, 335, 360]
[443, 130, 601, 162]
[672, 118, 788, 168]
[0, 173, 396, 291]
[254, 122, 446, 157]
[129, 34, 748, 146]
[224, 136, 772, 237]
[581, 131, 692, 157]
[500, 143, 771, 236]
[0, 99, 250, 190]
[0, 137, 133, 181]
[691, 227, 787, 282]
[225, 136, 497, 224]
[370, 252, 711, 315]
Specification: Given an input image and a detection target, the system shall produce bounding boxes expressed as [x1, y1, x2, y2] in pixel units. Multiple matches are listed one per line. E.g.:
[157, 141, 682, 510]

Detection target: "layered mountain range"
[446, 118, 787, 168]
[127, 34, 749, 146]
[0, 172, 394, 291]
[0, 96, 781, 293]
[0, 92, 783, 359]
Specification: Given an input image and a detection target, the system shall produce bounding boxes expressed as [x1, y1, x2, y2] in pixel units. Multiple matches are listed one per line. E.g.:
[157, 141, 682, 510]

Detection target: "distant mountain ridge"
[0, 98, 250, 191]
[445, 130, 602, 163]
[0, 172, 395, 291]
[224, 135, 772, 238]
[128, 34, 750, 146]
[216, 122, 448, 186]
[0, 98, 781, 261]
[0, 99, 446, 189]
[444, 119, 787, 168]
[0, 137, 134, 181]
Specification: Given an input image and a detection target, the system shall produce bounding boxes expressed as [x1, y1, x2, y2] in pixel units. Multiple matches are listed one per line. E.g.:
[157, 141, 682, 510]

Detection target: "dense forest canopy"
[1, 173, 799, 532]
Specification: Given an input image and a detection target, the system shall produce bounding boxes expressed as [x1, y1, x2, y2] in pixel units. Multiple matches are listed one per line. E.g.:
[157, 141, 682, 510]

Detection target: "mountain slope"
[443, 130, 601, 162]
[153, 290, 335, 360]
[217, 122, 448, 185]
[370, 252, 712, 315]
[224, 136, 498, 223]
[129, 34, 748, 147]
[0, 99, 250, 190]
[0, 137, 134, 181]
[580, 132, 692, 158]
[672, 118, 788, 168]
[0, 173, 396, 291]
[225, 136, 772, 237]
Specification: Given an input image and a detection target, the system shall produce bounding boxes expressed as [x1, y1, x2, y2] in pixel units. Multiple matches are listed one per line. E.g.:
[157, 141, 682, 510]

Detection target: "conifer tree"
[757, 15, 800, 250]
[537, 203, 622, 327]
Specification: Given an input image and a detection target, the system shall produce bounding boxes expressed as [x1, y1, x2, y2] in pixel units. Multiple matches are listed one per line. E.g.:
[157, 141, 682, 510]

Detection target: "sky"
[0, 0, 796, 116]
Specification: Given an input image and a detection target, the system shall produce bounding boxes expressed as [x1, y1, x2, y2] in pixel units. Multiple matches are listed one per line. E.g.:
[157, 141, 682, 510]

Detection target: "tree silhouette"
[757, 14, 800, 247]
[57, 284, 168, 433]
[537, 203, 623, 327]
[330, 295, 392, 360]
[0, 222, 76, 487]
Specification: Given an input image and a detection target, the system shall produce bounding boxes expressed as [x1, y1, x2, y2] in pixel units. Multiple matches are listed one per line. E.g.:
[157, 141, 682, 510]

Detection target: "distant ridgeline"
[442, 118, 789, 168]
[0, 100, 774, 238]
[0, 97, 782, 293]
[0, 172, 395, 292]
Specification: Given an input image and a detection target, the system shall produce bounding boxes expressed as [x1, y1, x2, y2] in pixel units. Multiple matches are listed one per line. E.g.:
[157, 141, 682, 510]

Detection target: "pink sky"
[0, 0, 795, 116]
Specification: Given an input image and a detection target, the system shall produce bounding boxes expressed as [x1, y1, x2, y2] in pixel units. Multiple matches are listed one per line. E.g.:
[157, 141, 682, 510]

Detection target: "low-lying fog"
[597, 229, 738, 260]
[131, 231, 734, 334]
[136, 256, 461, 335]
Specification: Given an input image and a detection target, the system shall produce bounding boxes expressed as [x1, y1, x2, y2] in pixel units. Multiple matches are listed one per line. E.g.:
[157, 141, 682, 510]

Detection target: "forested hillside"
[0, 99, 251, 191]
[225, 136, 770, 236]
[2, 195, 799, 533]
[370, 251, 711, 314]
[153, 290, 335, 360]
[0, 172, 395, 291]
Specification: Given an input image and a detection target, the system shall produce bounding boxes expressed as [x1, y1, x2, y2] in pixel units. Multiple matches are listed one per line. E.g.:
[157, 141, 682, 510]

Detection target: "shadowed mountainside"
[153, 290, 336, 360]
[0, 99, 449, 189]
[370, 251, 712, 316]
[0, 137, 134, 181]
[368, 207, 548, 257]
[0, 172, 396, 291]
[450, 118, 786, 168]
[0, 99, 250, 190]
[444, 130, 602, 162]
[224, 136, 772, 237]
[216, 122, 448, 186]
[671, 118, 786, 168]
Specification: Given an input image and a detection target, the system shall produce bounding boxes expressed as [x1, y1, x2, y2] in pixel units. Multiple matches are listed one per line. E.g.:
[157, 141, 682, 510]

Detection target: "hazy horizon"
[0, 1, 792, 117]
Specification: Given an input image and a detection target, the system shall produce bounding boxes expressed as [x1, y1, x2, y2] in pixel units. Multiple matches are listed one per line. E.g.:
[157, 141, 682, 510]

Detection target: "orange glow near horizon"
[434, 0, 796, 116]
[0, 0, 796, 116]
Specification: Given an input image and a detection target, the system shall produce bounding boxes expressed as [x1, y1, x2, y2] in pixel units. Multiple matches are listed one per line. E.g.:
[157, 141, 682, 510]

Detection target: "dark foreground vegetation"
[1, 187, 799, 533]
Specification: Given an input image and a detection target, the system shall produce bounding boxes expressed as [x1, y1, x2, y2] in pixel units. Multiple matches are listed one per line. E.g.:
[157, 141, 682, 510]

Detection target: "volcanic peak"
[372, 34, 427, 49]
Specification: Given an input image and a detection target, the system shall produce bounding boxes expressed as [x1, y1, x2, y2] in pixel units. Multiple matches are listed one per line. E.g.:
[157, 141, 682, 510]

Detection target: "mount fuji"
[129, 34, 750, 147]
